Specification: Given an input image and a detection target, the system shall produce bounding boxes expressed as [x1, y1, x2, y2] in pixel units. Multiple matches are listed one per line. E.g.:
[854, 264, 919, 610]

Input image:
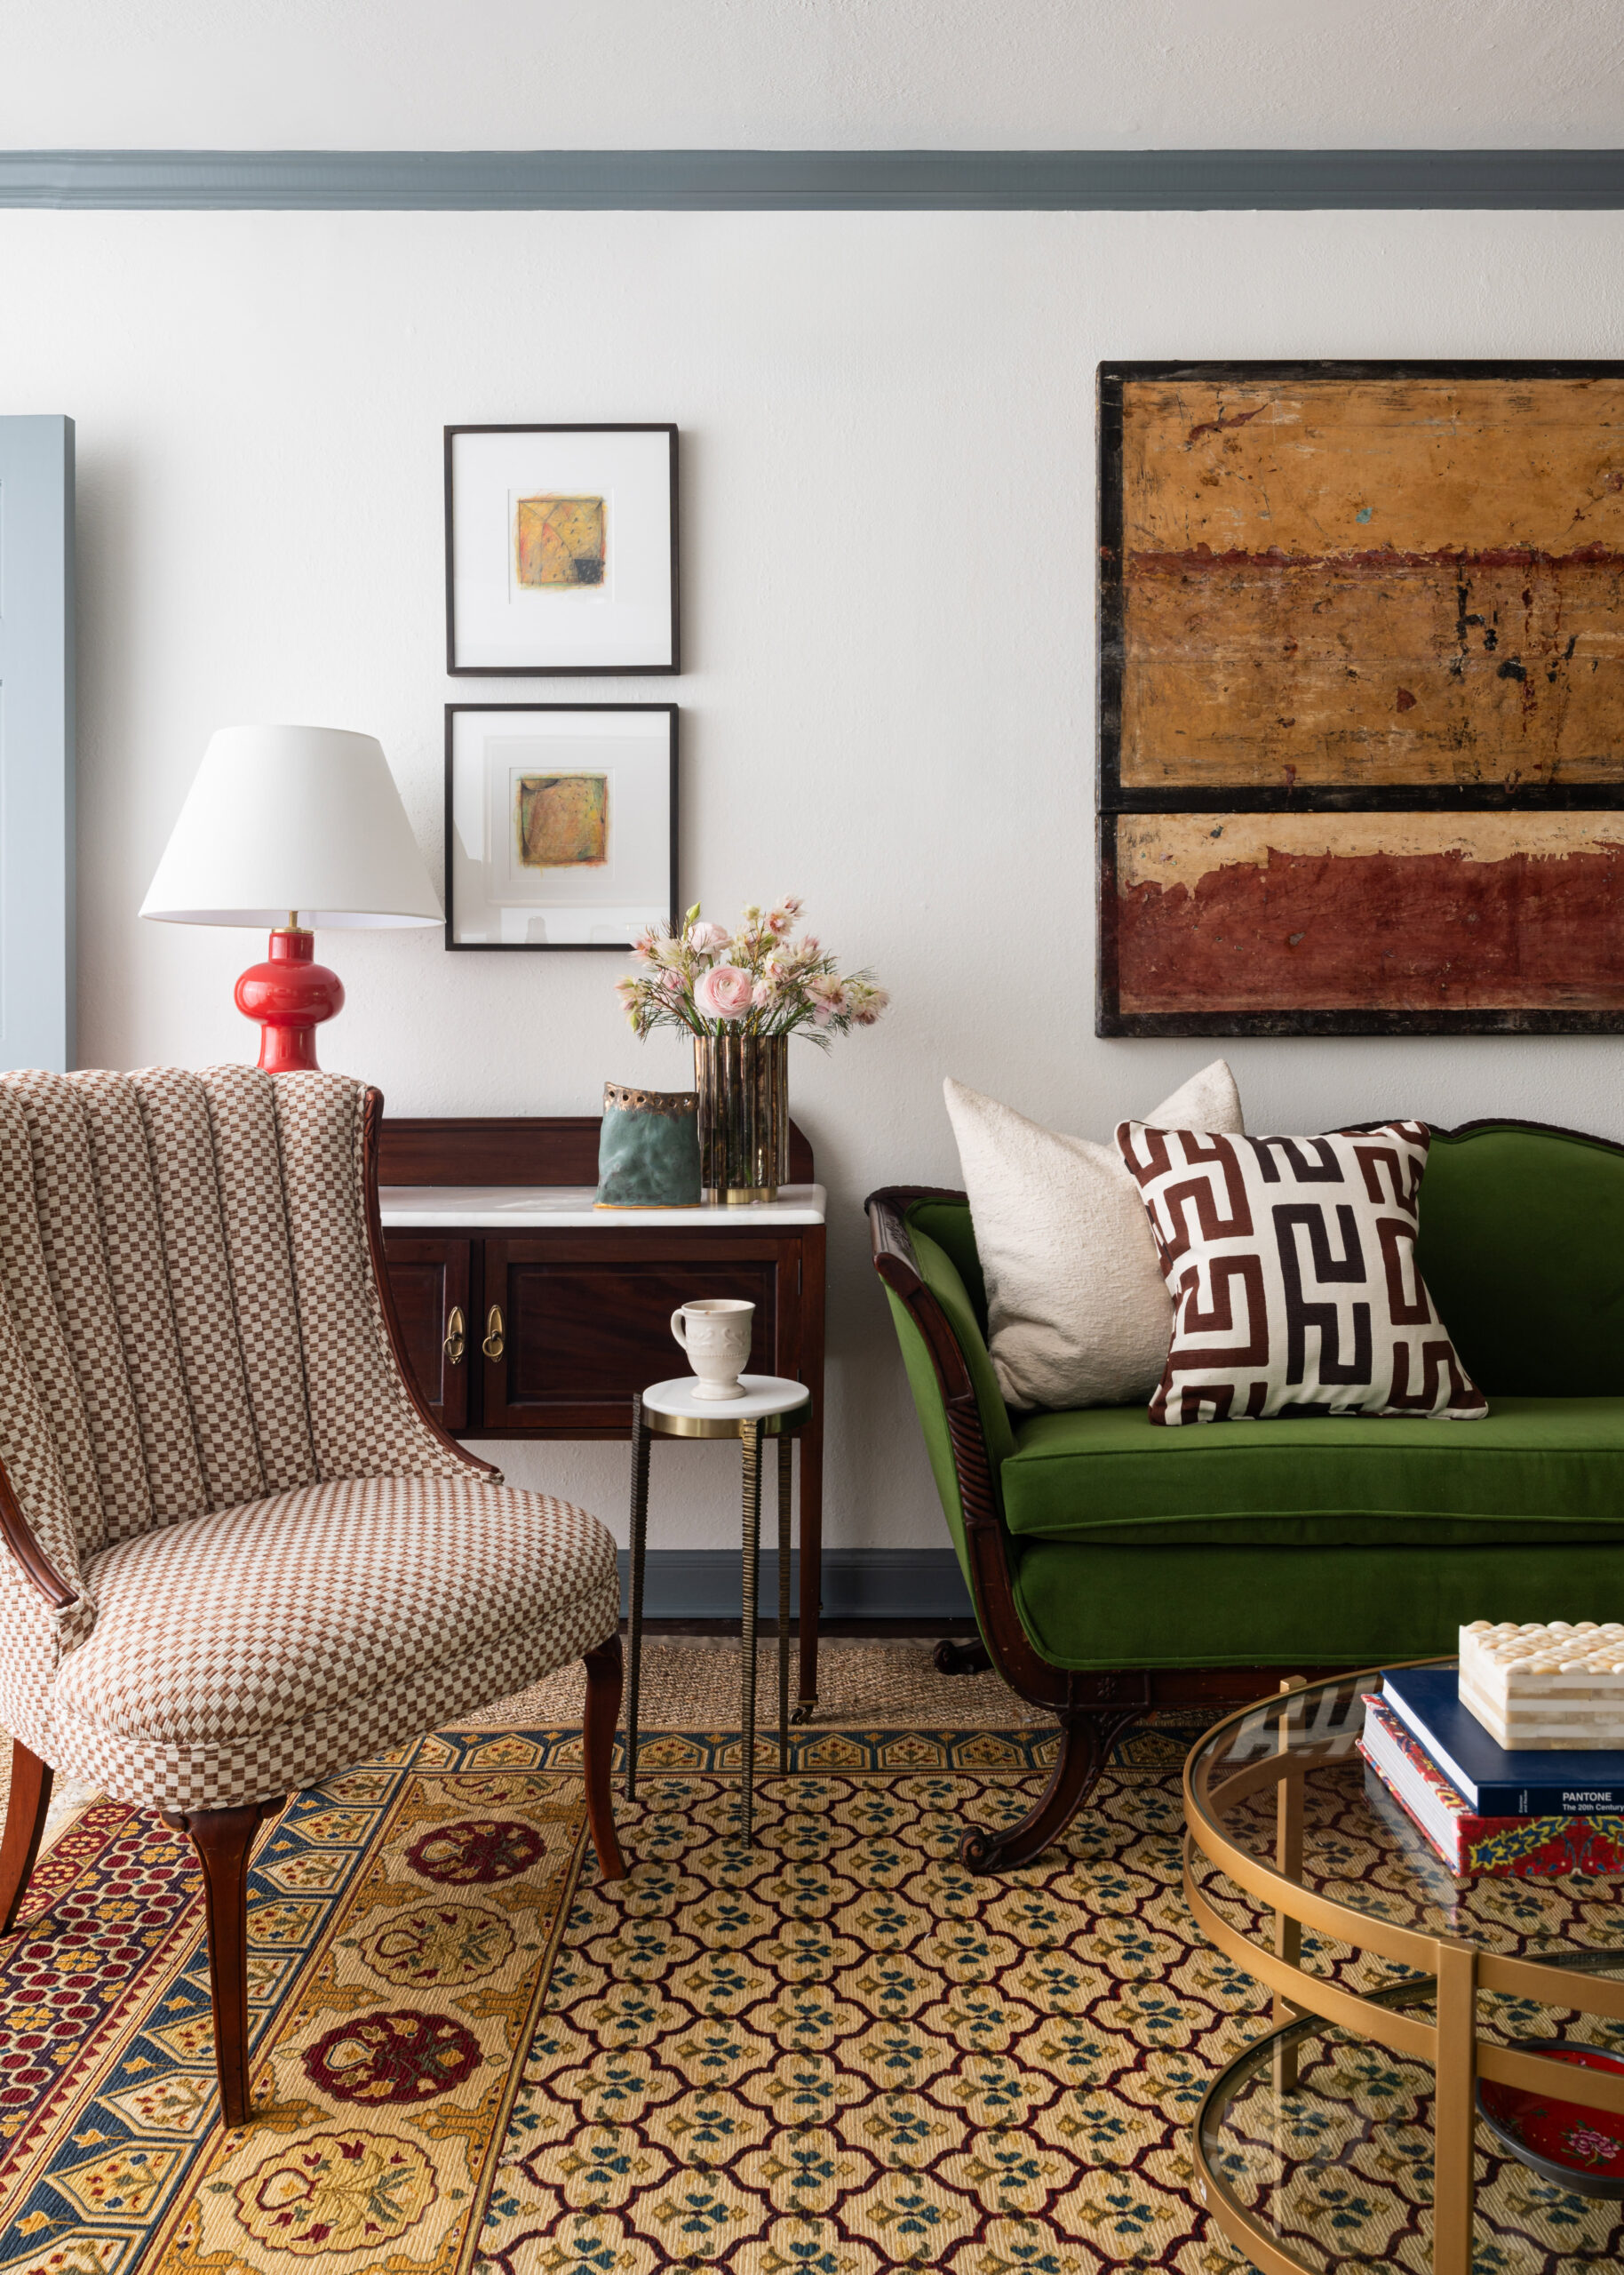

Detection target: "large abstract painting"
[1097, 362, 1624, 1034]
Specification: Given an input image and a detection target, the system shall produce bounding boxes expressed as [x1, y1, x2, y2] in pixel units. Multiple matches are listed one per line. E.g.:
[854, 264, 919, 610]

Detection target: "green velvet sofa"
[868, 1117, 1624, 1869]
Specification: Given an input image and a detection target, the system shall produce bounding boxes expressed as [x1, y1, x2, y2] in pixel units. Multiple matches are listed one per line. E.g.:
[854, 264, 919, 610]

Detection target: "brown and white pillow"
[1114, 1119, 1487, 1426]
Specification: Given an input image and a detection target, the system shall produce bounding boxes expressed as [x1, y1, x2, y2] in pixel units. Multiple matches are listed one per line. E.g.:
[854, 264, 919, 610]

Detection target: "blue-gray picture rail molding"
[2, 148, 1623, 210]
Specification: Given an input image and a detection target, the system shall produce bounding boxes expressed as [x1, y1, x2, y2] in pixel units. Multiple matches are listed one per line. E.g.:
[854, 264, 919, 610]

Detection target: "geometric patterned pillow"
[1114, 1119, 1488, 1426]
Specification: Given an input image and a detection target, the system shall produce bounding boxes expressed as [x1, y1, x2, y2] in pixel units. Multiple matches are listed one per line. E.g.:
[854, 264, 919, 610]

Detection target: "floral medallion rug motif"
[4, 1718, 1623, 2275]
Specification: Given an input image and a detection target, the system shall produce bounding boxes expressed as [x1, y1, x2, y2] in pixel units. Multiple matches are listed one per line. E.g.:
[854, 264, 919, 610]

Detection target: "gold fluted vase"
[695, 1034, 790, 1203]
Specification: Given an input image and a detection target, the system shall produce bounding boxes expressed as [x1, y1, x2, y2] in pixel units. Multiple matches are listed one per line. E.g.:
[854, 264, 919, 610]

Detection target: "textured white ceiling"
[1, 0, 1620, 153]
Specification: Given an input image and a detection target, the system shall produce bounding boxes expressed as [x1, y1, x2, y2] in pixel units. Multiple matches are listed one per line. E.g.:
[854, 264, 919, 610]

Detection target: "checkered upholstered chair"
[0, 1066, 625, 2125]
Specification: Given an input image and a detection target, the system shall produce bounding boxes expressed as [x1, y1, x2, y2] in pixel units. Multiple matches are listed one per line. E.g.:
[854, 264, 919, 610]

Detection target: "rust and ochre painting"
[1114, 812, 1624, 1017]
[1098, 363, 1624, 1034]
[515, 493, 606, 588]
[514, 771, 609, 867]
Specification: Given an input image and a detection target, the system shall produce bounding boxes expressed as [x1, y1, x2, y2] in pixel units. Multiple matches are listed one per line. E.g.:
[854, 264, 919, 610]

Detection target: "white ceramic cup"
[670, 1297, 755, 1401]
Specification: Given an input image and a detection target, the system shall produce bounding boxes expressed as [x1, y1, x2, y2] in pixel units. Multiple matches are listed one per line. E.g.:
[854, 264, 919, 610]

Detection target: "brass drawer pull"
[443, 1306, 466, 1367]
[482, 1305, 506, 1361]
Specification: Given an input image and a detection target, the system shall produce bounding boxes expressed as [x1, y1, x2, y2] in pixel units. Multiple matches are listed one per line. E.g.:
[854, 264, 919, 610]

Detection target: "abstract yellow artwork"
[515, 494, 607, 588]
[514, 772, 609, 868]
[1099, 362, 1624, 1034]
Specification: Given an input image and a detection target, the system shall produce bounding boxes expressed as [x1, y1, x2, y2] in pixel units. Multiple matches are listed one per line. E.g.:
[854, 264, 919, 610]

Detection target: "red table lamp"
[140, 724, 442, 1071]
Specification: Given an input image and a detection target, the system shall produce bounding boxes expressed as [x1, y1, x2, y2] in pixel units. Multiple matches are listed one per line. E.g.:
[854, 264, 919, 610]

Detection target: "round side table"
[625, 1374, 812, 1843]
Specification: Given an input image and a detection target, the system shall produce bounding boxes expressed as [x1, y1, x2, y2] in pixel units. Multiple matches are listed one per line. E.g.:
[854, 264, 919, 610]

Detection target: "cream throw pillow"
[943, 1061, 1244, 1411]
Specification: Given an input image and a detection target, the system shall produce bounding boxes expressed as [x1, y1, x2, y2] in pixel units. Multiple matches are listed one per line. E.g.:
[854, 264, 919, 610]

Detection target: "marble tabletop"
[378, 1181, 827, 1229]
[641, 1373, 812, 1422]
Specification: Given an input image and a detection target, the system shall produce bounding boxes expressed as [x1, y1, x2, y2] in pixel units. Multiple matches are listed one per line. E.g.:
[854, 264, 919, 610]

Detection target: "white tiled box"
[1459, 1620, 1624, 1751]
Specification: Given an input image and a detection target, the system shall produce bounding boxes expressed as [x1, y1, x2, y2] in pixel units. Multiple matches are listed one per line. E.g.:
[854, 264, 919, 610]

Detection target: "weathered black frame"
[443, 702, 678, 953]
[444, 422, 680, 676]
[1097, 358, 1624, 1038]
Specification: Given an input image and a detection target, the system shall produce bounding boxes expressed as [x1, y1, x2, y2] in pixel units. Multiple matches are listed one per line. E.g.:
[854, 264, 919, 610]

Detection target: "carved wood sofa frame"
[867, 1185, 1344, 1874]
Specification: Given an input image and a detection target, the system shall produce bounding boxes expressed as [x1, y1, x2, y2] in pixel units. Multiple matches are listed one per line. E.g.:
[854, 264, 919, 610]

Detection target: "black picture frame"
[1097, 358, 1624, 1037]
[443, 702, 678, 953]
[444, 423, 680, 676]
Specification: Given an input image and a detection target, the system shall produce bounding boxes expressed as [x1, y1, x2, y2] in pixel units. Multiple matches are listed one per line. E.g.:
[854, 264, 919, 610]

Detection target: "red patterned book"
[1359, 1696, 1624, 1879]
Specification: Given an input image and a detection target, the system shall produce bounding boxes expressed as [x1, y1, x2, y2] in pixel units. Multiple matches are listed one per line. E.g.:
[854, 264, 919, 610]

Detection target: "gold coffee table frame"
[1182, 1663, 1624, 2275]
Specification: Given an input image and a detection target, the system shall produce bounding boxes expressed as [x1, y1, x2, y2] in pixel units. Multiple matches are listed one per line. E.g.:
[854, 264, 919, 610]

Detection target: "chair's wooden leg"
[183, 1799, 280, 2127]
[0, 1740, 53, 1935]
[959, 1709, 1142, 1872]
[583, 1637, 627, 1882]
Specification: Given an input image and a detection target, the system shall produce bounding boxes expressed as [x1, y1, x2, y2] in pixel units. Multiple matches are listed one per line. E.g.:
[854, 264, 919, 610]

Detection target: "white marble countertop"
[378, 1181, 827, 1229]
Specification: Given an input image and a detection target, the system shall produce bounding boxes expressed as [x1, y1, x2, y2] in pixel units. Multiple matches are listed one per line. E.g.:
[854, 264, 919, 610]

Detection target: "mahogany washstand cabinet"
[376, 1114, 829, 1712]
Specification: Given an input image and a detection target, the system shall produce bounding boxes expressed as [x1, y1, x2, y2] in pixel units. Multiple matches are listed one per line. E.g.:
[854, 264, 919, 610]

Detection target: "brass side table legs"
[777, 1434, 792, 1777]
[737, 1424, 797, 1843]
[623, 1377, 810, 1844]
[739, 1419, 762, 1843]
[625, 1392, 650, 1805]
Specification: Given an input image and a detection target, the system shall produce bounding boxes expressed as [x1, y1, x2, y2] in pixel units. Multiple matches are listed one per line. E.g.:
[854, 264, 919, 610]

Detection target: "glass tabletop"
[1186, 1663, 1624, 1967]
[1200, 1987, 1624, 2275]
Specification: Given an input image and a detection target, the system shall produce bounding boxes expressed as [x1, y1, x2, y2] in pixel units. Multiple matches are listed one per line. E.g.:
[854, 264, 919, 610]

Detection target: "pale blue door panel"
[0, 415, 75, 1071]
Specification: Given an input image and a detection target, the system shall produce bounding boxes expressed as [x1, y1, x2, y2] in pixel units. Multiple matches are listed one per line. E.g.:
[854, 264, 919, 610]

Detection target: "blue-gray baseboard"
[616, 1547, 971, 1622]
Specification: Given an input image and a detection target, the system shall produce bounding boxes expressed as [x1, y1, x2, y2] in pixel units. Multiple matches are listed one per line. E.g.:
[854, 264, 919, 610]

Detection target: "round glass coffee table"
[1184, 1664, 1624, 2275]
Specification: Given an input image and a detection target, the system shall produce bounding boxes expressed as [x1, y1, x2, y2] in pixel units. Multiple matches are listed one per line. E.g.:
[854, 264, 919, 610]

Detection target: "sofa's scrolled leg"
[583, 1636, 627, 1882]
[959, 1708, 1142, 1872]
[935, 1635, 992, 1679]
[0, 1740, 53, 1935]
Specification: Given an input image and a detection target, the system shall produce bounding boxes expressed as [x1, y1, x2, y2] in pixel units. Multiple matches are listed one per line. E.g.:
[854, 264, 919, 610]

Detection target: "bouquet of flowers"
[616, 898, 888, 1048]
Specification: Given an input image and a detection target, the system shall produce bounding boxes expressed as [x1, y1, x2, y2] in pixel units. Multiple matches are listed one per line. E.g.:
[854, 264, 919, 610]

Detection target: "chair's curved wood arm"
[0, 1458, 78, 1612]
[362, 1088, 501, 1481]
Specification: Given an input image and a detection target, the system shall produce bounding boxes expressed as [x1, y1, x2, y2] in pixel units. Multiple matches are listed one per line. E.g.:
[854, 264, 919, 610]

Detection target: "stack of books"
[1359, 1660, 1624, 1880]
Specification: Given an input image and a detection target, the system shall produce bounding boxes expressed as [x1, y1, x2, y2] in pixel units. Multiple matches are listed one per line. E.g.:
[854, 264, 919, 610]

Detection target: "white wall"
[3, 0, 1624, 149]
[4, 203, 1622, 1545]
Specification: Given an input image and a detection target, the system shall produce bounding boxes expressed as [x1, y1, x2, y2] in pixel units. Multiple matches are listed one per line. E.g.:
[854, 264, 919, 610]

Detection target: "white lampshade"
[140, 723, 442, 930]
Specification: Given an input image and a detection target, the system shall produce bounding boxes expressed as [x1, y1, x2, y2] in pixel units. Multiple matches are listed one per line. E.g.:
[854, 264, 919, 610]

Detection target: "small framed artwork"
[444, 424, 679, 675]
[444, 704, 677, 950]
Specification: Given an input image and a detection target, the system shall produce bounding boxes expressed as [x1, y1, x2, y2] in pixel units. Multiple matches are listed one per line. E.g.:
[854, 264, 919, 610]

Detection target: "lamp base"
[234, 929, 345, 1073]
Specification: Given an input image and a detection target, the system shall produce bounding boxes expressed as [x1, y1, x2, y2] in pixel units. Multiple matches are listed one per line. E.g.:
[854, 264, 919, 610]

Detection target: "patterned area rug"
[8, 1704, 1622, 2274]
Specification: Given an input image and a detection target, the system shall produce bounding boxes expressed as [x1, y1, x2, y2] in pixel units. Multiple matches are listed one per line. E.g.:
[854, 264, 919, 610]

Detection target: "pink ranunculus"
[688, 920, 731, 956]
[696, 963, 753, 1020]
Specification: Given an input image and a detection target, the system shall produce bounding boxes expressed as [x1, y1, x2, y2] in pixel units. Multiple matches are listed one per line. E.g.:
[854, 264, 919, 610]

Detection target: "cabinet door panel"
[383, 1238, 472, 1431]
[482, 1238, 793, 1433]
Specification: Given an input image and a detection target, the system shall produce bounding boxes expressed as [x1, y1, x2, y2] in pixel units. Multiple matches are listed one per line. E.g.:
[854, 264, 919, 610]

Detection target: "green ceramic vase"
[594, 1082, 702, 1209]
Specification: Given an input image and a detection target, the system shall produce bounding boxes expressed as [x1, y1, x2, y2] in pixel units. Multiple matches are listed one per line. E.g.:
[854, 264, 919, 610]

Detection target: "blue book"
[1381, 1666, 1624, 1816]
